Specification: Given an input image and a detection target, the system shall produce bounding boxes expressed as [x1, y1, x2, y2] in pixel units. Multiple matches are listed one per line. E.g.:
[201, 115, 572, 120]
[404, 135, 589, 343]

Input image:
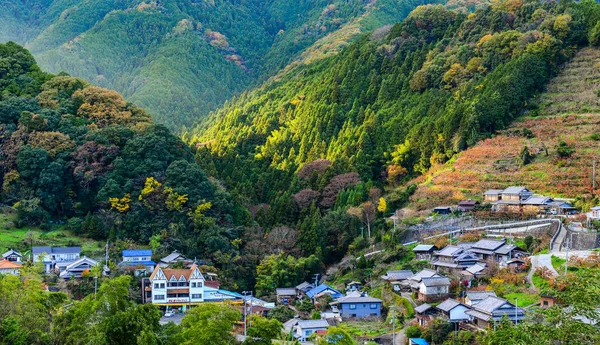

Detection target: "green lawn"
[551, 255, 566, 272]
[0, 212, 104, 256]
[532, 274, 549, 290]
[338, 321, 391, 337]
[505, 292, 540, 307]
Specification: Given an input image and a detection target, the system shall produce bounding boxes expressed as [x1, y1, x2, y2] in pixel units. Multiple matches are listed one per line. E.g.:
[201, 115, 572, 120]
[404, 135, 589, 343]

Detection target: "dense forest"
[187, 0, 600, 241]
[0, 0, 456, 129]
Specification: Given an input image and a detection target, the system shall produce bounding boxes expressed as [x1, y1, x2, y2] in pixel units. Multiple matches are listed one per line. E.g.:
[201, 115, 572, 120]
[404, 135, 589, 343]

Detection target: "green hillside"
[0, 0, 449, 129]
[187, 0, 600, 227]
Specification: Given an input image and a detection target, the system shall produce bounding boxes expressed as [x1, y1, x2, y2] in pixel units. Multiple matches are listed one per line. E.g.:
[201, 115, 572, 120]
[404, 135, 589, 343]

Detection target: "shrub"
[556, 140, 575, 158]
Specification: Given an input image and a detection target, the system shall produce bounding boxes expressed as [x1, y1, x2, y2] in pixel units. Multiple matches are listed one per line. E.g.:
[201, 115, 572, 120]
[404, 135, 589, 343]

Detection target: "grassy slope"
[0, 211, 105, 257]
[408, 47, 600, 211]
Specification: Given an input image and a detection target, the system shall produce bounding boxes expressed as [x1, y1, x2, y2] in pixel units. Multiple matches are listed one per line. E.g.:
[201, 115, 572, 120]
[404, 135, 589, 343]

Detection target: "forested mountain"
[0, 0, 456, 129]
[188, 0, 600, 236]
[0, 41, 258, 287]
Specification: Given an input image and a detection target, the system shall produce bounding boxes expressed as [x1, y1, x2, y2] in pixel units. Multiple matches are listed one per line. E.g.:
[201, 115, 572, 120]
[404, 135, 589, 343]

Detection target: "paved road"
[160, 313, 185, 325]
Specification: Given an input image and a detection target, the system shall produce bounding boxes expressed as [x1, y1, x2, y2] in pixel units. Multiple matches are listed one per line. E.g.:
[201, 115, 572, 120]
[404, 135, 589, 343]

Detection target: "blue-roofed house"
[410, 338, 430, 345]
[119, 249, 155, 275]
[306, 283, 343, 299]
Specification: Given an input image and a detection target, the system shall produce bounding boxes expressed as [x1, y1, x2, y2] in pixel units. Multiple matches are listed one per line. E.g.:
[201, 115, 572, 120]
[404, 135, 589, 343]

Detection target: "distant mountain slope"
[0, 0, 445, 129]
[409, 47, 600, 210]
[186, 1, 600, 223]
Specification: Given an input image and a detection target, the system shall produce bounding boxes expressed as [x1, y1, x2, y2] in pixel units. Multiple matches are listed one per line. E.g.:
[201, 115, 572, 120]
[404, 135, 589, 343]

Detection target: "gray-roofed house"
[522, 196, 553, 214]
[334, 295, 382, 319]
[32, 246, 81, 273]
[58, 256, 102, 279]
[493, 187, 533, 212]
[433, 206, 452, 215]
[465, 291, 497, 306]
[432, 246, 479, 274]
[483, 190, 503, 203]
[404, 269, 440, 291]
[2, 249, 22, 263]
[494, 244, 527, 263]
[413, 244, 438, 260]
[458, 200, 480, 212]
[462, 263, 488, 279]
[295, 281, 315, 295]
[465, 296, 525, 329]
[276, 288, 297, 305]
[159, 250, 188, 268]
[294, 320, 329, 342]
[415, 303, 437, 326]
[418, 276, 451, 302]
[436, 298, 471, 322]
[382, 270, 414, 282]
[469, 239, 506, 261]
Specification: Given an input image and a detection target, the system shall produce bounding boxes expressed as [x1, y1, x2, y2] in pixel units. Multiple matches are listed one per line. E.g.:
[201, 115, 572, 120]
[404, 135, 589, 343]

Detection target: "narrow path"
[551, 222, 566, 252]
[527, 254, 559, 291]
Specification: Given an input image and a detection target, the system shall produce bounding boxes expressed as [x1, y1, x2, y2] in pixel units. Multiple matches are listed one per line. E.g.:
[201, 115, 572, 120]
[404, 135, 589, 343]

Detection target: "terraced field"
[407, 48, 600, 211]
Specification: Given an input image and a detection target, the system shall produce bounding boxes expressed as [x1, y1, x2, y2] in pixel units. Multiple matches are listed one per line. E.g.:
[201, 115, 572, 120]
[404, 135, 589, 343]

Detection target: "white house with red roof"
[148, 264, 206, 306]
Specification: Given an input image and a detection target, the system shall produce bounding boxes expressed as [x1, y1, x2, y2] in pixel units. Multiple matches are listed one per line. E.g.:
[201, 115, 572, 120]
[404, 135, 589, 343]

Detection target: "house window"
[198, 282, 203, 288]
[192, 294, 202, 299]
[543, 301, 548, 306]
[154, 283, 159, 289]
[349, 304, 356, 310]
[191, 282, 196, 288]
[370, 304, 378, 309]
[160, 283, 165, 289]
[154, 295, 164, 300]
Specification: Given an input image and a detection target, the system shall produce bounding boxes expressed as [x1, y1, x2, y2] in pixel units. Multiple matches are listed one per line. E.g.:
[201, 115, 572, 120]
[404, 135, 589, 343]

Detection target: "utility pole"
[593, 157, 597, 192]
[390, 306, 396, 345]
[515, 298, 518, 325]
[564, 233, 573, 276]
[242, 291, 249, 338]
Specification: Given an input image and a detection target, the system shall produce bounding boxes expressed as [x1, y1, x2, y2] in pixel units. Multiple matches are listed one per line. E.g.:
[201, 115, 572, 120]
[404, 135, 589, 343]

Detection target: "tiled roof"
[0, 260, 22, 269]
[495, 244, 525, 255]
[306, 283, 342, 299]
[458, 200, 479, 206]
[502, 186, 528, 194]
[160, 250, 187, 263]
[523, 196, 552, 205]
[472, 239, 505, 251]
[436, 298, 466, 312]
[483, 190, 503, 195]
[466, 263, 486, 275]
[414, 303, 433, 314]
[2, 249, 21, 258]
[410, 269, 439, 282]
[465, 309, 492, 321]
[421, 276, 450, 287]
[466, 291, 497, 302]
[436, 245, 463, 257]
[431, 261, 461, 268]
[383, 270, 414, 281]
[471, 296, 508, 313]
[276, 288, 297, 296]
[150, 263, 199, 281]
[297, 320, 329, 329]
[296, 281, 313, 291]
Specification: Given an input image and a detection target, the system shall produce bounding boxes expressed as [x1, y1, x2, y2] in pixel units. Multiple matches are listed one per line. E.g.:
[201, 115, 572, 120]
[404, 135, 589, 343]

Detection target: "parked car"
[164, 311, 174, 317]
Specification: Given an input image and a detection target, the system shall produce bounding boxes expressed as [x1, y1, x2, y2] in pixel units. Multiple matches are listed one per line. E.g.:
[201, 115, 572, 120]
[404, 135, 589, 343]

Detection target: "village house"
[295, 281, 315, 295]
[118, 249, 156, 275]
[294, 320, 329, 342]
[413, 244, 437, 260]
[464, 291, 497, 306]
[403, 269, 440, 291]
[433, 206, 452, 215]
[0, 259, 22, 275]
[431, 245, 479, 275]
[58, 257, 104, 279]
[382, 270, 415, 291]
[306, 283, 343, 300]
[469, 239, 527, 263]
[159, 250, 188, 267]
[540, 294, 556, 308]
[457, 200, 480, 212]
[418, 276, 451, 302]
[334, 295, 382, 319]
[461, 263, 488, 281]
[436, 298, 471, 322]
[2, 249, 22, 263]
[488, 186, 532, 213]
[522, 196, 554, 214]
[33, 246, 81, 273]
[465, 296, 525, 329]
[415, 303, 437, 327]
[147, 264, 206, 308]
[587, 206, 600, 220]
[346, 281, 362, 292]
[483, 190, 503, 203]
[276, 288, 297, 305]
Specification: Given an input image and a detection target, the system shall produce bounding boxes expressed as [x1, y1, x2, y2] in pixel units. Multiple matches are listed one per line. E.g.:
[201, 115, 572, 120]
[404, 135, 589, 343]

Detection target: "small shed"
[433, 206, 452, 215]
[413, 244, 438, 260]
[458, 200, 480, 212]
